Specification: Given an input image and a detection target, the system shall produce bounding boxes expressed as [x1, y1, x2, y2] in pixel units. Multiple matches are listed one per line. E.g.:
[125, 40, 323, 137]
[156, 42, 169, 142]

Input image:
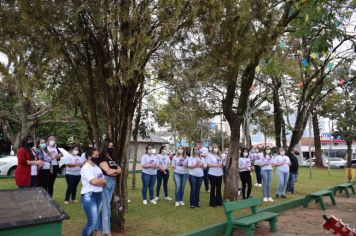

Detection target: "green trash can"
[0, 188, 69, 236]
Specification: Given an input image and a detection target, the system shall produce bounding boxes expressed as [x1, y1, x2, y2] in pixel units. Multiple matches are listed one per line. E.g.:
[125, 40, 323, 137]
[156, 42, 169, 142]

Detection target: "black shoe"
[281, 195, 287, 199]
[190, 205, 196, 209]
[275, 194, 280, 198]
[196, 205, 201, 208]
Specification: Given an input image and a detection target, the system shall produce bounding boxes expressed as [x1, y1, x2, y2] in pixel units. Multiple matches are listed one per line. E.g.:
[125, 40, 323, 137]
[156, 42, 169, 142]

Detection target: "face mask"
[91, 156, 100, 165]
[208, 147, 212, 151]
[107, 148, 113, 156]
[243, 152, 248, 157]
[213, 148, 219, 153]
[177, 149, 183, 154]
[49, 140, 56, 146]
[266, 150, 271, 154]
[40, 143, 47, 149]
[28, 142, 34, 148]
[73, 150, 79, 155]
[193, 150, 200, 155]
[280, 151, 285, 155]
[161, 150, 167, 154]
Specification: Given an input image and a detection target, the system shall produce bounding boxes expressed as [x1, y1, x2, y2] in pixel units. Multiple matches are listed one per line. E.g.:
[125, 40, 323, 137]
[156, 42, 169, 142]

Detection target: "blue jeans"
[261, 169, 273, 198]
[287, 172, 298, 194]
[188, 175, 203, 207]
[276, 169, 289, 196]
[156, 169, 169, 197]
[173, 172, 187, 202]
[98, 176, 116, 234]
[141, 172, 157, 200]
[81, 192, 102, 236]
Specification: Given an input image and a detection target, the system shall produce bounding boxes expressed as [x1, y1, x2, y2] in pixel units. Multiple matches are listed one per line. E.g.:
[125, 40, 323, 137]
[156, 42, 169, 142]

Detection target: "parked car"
[323, 157, 347, 168]
[300, 158, 316, 167]
[0, 147, 69, 176]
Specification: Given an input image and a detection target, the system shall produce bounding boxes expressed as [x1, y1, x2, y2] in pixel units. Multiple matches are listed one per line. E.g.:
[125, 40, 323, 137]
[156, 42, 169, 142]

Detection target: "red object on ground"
[322, 215, 356, 236]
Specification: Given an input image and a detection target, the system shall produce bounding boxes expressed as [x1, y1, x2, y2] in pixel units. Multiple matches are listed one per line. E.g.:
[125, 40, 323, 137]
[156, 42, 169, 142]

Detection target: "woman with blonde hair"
[171, 146, 188, 207]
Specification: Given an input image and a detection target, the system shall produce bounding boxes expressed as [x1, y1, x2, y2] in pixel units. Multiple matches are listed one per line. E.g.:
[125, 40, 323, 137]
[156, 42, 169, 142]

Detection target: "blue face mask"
[40, 143, 47, 149]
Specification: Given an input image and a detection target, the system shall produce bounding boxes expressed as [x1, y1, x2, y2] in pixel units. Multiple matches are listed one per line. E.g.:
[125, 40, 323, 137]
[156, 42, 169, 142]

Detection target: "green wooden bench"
[304, 190, 336, 211]
[332, 183, 356, 198]
[223, 197, 279, 236]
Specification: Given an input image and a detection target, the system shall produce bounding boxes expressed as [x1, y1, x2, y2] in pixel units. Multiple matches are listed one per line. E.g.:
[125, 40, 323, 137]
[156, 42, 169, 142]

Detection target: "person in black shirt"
[93, 140, 121, 236]
[287, 147, 299, 194]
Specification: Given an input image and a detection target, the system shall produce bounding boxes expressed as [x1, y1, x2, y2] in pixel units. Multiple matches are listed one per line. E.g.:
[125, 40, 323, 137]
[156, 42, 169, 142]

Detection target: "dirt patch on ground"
[233, 195, 356, 236]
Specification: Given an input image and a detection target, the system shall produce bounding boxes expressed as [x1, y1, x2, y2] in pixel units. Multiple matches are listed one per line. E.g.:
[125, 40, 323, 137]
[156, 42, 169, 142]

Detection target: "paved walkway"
[233, 194, 356, 235]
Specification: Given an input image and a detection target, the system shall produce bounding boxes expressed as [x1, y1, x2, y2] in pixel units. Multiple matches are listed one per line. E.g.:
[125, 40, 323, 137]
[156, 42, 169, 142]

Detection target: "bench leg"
[304, 197, 311, 208]
[269, 218, 278, 232]
[344, 188, 350, 198]
[245, 226, 254, 236]
[349, 186, 356, 195]
[318, 196, 326, 210]
[224, 224, 233, 236]
[329, 193, 337, 206]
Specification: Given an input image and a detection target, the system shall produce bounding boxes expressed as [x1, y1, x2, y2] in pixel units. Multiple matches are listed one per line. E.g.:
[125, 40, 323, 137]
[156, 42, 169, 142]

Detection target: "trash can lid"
[0, 188, 69, 230]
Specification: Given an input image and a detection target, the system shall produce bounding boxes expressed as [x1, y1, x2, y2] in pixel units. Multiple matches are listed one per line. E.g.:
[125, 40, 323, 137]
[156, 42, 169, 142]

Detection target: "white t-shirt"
[64, 154, 86, 176]
[261, 155, 274, 171]
[273, 155, 290, 173]
[171, 156, 188, 174]
[30, 150, 38, 176]
[157, 154, 171, 170]
[80, 163, 104, 194]
[221, 153, 228, 166]
[249, 152, 263, 166]
[47, 146, 59, 166]
[239, 157, 252, 172]
[207, 154, 223, 176]
[188, 156, 206, 177]
[141, 154, 159, 175]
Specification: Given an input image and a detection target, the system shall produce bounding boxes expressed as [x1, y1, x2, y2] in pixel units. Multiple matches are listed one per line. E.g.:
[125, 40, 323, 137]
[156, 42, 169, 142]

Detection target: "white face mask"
[177, 149, 184, 155]
[266, 150, 271, 154]
[225, 150, 229, 154]
[49, 140, 56, 146]
[73, 150, 79, 155]
[280, 151, 285, 156]
[161, 150, 167, 155]
[148, 149, 156, 154]
[213, 148, 219, 153]
[243, 152, 248, 157]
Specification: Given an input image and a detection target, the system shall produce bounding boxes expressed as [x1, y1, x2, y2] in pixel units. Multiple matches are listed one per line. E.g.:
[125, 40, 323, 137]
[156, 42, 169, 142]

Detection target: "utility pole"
[308, 114, 313, 180]
[220, 113, 224, 151]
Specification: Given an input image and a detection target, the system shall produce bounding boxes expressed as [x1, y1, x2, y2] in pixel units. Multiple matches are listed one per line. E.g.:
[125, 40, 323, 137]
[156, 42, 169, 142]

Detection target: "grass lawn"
[0, 167, 349, 236]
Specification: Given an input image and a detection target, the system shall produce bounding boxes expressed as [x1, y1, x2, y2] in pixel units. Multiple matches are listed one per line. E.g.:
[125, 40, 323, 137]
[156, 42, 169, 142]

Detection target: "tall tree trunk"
[131, 92, 144, 190]
[346, 139, 352, 182]
[272, 79, 283, 148]
[312, 110, 323, 167]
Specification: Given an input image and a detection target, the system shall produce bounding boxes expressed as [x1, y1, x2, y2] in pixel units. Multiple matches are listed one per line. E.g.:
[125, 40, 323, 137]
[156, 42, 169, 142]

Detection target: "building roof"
[130, 134, 169, 144]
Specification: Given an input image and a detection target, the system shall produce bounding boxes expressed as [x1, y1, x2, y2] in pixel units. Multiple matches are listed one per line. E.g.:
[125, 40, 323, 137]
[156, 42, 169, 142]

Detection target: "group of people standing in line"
[15, 135, 121, 236]
[141, 141, 299, 208]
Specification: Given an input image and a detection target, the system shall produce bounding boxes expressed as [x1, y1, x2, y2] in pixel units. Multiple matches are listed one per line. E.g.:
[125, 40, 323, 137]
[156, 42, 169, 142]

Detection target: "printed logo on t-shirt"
[177, 159, 184, 167]
[283, 159, 288, 164]
[246, 160, 251, 166]
[149, 159, 155, 165]
[97, 173, 103, 178]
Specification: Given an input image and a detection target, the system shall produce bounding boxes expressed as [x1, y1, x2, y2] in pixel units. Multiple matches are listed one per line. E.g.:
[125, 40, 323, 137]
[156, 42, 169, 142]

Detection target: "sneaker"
[258, 184, 262, 187]
[165, 197, 172, 201]
[128, 199, 131, 203]
[154, 197, 159, 201]
[190, 206, 196, 209]
[64, 201, 69, 205]
[263, 197, 268, 202]
[268, 197, 274, 202]
[175, 202, 180, 207]
[143, 200, 148, 205]
[179, 201, 185, 206]
[150, 200, 157, 204]
[254, 183, 259, 187]
[206, 190, 210, 193]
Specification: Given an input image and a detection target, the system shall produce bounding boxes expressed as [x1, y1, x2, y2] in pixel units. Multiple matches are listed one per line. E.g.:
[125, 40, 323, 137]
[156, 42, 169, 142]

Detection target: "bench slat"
[308, 190, 332, 196]
[234, 212, 279, 226]
[224, 197, 261, 212]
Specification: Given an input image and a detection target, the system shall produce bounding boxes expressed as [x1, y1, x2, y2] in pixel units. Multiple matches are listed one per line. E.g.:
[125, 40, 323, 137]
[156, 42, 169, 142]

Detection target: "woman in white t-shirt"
[273, 147, 291, 199]
[64, 146, 86, 204]
[141, 145, 160, 205]
[155, 146, 172, 201]
[239, 148, 252, 199]
[206, 144, 223, 207]
[171, 146, 188, 207]
[187, 146, 207, 208]
[260, 146, 274, 202]
[80, 148, 106, 236]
